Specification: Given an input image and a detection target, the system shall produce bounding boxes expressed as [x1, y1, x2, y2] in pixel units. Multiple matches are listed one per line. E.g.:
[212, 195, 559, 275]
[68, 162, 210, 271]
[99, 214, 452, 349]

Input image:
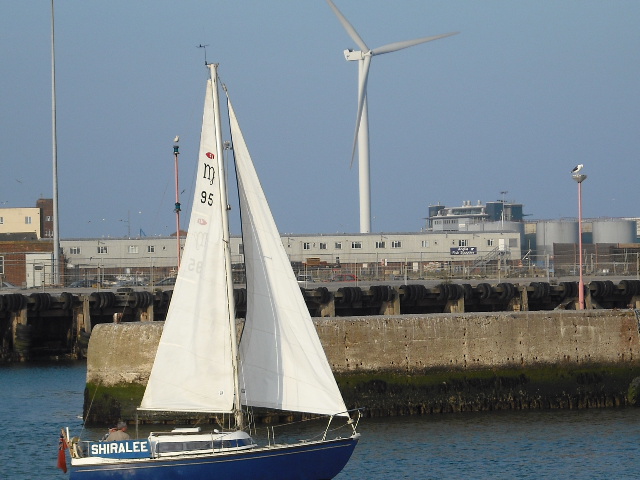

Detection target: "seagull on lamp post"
[571, 164, 584, 173]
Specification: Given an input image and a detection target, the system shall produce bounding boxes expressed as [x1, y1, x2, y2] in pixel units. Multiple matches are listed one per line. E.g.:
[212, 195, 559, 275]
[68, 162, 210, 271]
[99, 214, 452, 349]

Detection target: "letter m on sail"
[203, 163, 215, 185]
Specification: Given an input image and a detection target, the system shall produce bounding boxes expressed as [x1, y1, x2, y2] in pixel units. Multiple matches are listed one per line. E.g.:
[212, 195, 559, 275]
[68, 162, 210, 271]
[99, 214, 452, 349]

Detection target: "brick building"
[0, 199, 56, 287]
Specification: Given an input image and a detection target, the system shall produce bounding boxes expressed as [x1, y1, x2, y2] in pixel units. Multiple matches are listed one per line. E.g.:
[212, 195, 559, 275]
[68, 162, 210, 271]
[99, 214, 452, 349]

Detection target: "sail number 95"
[187, 258, 202, 274]
[201, 191, 214, 206]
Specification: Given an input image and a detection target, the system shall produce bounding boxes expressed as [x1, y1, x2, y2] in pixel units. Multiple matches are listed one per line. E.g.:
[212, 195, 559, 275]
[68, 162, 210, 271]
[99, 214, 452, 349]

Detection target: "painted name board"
[450, 247, 477, 256]
[89, 440, 151, 459]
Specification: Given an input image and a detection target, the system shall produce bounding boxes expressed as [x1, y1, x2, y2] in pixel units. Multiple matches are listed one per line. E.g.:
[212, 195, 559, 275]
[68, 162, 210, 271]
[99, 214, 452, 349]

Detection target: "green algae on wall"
[84, 382, 146, 427]
[337, 365, 640, 416]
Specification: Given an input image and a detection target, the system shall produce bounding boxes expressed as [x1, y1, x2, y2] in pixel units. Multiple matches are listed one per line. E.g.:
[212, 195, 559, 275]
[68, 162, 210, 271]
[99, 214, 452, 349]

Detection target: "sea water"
[2, 363, 640, 479]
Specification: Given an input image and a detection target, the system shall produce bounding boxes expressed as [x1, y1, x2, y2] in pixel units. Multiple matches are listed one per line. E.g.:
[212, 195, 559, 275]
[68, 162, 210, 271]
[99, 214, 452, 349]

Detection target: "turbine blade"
[326, 0, 369, 52]
[372, 31, 458, 56]
[351, 55, 372, 167]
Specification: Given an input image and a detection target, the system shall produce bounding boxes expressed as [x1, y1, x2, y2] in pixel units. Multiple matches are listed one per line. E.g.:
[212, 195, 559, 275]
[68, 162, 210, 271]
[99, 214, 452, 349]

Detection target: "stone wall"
[84, 310, 640, 424]
[314, 310, 640, 372]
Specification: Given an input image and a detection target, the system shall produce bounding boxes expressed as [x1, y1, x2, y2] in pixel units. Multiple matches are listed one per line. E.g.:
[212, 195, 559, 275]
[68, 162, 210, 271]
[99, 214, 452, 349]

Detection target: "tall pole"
[573, 172, 587, 309]
[51, 0, 61, 285]
[173, 139, 181, 268]
[578, 181, 584, 309]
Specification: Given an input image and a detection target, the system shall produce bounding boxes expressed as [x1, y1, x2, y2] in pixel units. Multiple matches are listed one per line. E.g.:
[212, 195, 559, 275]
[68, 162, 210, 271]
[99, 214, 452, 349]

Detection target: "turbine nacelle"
[344, 49, 366, 61]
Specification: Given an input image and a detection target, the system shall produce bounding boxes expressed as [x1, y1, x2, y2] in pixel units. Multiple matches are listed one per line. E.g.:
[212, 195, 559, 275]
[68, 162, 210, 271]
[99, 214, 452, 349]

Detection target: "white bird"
[173, 135, 180, 143]
[571, 164, 584, 173]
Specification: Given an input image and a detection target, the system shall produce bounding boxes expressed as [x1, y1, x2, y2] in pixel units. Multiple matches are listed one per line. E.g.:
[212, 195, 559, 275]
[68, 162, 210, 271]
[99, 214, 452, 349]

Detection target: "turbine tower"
[327, 0, 457, 233]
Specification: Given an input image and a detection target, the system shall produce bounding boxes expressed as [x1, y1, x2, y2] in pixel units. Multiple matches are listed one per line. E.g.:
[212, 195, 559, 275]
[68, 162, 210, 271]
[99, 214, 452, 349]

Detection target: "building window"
[509, 238, 518, 247]
[0, 217, 3, 224]
[46, 216, 52, 221]
[421, 240, 430, 248]
[0, 256, 3, 275]
[351, 241, 362, 249]
[375, 241, 386, 249]
[97, 246, 108, 254]
[238, 244, 244, 254]
[391, 240, 402, 248]
[319, 242, 327, 250]
[147, 245, 155, 253]
[335, 242, 342, 250]
[458, 239, 468, 247]
[487, 239, 494, 247]
[303, 242, 311, 250]
[70, 247, 81, 255]
[25, 216, 32, 225]
[128, 245, 139, 254]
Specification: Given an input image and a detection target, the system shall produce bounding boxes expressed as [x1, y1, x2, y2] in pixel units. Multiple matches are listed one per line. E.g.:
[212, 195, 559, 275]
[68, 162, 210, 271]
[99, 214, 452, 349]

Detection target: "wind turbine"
[326, 0, 458, 233]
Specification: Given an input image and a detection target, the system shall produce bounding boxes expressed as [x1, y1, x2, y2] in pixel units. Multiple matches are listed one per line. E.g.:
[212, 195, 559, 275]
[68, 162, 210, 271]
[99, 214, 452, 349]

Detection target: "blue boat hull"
[70, 436, 359, 480]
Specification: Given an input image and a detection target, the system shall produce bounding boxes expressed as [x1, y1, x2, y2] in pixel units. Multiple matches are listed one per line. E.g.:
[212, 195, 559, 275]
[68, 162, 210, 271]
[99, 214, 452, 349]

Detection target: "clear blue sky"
[2, 1, 639, 239]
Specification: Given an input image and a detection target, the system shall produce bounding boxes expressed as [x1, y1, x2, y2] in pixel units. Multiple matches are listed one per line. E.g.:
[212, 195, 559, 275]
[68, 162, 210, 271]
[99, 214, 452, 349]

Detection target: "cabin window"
[391, 241, 402, 248]
[351, 241, 362, 249]
[303, 242, 311, 250]
[319, 242, 327, 250]
[97, 246, 108, 254]
[147, 245, 155, 253]
[70, 247, 81, 255]
[156, 437, 253, 454]
[128, 245, 139, 254]
[335, 242, 342, 250]
[375, 241, 385, 249]
[421, 240, 429, 248]
[25, 216, 32, 225]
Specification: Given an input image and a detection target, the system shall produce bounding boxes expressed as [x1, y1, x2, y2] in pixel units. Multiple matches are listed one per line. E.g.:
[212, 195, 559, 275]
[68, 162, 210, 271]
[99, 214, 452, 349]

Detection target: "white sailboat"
[65, 63, 360, 479]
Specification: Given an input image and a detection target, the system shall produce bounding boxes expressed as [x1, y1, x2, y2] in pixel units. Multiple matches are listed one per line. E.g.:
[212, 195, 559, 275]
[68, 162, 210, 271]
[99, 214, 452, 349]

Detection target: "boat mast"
[209, 63, 243, 430]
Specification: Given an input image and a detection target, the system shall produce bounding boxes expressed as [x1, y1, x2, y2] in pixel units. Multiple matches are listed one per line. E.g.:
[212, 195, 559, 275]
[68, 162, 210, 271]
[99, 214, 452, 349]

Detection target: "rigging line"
[224, 90, 250, 404]
[211, 66, 242, 430]
[223, 90, 257, 435]
[78, 384, 100, 440]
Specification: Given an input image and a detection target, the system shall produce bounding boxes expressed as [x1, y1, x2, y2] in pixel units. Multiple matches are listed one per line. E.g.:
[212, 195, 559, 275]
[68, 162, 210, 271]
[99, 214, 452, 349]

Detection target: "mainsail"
[140, 75, 236, 413]
[229, 98, 348, 417]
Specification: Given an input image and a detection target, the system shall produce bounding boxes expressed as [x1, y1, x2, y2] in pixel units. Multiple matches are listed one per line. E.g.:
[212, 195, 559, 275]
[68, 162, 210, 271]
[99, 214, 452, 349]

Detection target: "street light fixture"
[173, 136, 181, 269]
[572, 171, 587, 309]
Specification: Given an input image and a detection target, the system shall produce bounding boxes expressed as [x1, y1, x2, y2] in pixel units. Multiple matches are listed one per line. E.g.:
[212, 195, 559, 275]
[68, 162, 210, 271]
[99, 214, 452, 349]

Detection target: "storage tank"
[535, 220, 578, 257]
[592, 219, 636, 244]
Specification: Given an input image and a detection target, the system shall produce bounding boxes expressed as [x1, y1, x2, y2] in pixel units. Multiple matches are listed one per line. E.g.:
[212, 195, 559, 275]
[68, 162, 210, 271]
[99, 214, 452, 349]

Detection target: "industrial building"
[0, 198, 638, 288]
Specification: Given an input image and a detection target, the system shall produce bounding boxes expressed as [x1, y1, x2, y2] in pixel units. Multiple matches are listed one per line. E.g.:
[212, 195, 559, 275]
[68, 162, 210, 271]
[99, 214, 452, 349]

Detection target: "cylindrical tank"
[592, 219, 636, 244]
[536, 220, 579, 257]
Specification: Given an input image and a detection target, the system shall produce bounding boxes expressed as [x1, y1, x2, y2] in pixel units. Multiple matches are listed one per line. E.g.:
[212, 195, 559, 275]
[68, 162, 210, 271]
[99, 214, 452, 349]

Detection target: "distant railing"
[1, 251, 639, 291]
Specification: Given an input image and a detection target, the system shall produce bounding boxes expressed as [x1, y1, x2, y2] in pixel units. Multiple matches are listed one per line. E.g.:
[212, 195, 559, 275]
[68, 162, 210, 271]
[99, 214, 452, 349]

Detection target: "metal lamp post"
[173, 137, 181, 269]
[572, 172, 587, 309]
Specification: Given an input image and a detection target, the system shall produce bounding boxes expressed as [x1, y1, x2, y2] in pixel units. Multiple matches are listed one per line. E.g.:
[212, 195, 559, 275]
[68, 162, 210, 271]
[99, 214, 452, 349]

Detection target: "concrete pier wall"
[84, 310, 640, 425]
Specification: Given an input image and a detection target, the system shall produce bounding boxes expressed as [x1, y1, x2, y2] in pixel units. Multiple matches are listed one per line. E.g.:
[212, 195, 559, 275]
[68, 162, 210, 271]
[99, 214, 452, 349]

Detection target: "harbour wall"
[3, 279, 640, 363]
[84, 310, 640, 425]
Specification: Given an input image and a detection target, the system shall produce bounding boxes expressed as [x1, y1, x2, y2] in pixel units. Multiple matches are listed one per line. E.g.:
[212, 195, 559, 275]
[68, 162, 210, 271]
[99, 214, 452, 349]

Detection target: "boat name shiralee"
[89, 441, 150, 458]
